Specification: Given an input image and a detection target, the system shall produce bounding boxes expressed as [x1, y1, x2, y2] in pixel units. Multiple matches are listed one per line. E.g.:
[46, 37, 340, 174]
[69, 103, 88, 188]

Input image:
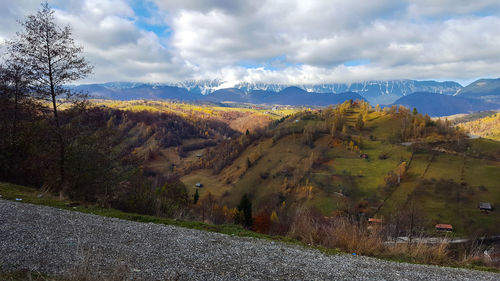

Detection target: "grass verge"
[0, 182, 339, 252]
[1, 182, 498, 276]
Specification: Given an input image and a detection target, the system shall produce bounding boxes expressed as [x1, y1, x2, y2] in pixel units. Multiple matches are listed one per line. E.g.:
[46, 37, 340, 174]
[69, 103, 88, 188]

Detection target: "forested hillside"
[457, 112, 500, 141]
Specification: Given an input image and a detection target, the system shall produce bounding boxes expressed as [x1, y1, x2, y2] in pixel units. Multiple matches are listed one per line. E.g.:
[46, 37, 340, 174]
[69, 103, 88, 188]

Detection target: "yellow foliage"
[458, 112, 500, 141]
[270, 211, 279, 223]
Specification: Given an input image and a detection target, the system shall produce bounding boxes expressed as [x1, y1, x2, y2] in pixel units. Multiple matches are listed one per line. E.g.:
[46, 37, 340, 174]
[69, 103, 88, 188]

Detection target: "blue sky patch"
[130, 0, 171, 37]
[344, 59, 370, 67]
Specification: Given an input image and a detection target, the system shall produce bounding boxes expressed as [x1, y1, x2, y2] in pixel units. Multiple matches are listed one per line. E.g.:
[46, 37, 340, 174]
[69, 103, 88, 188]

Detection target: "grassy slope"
[181, 109, 500, 236]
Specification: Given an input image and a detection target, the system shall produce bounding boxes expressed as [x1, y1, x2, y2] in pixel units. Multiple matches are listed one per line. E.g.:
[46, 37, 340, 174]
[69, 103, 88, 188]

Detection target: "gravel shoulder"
[0, 199, 498, 280]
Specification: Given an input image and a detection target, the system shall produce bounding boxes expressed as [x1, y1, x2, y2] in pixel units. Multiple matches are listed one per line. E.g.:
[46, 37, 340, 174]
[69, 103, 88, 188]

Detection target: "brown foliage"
[286, 206, 452, 263]
[253, 211, 271, 234]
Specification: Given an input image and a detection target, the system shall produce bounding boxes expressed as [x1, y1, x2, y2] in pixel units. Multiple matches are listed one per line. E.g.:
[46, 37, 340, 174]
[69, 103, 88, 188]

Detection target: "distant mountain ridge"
[455, 78, 500, 105]
[73, 79, 463, 105]
[70, 78, 500, 115]
[392, 92, 498, 117]
[456, 78, 500, 97]
[70, 83, 203, 101]
[72, 84, 367, 106]
[234, 80, 462, 105]
[166, 79, 462, 104]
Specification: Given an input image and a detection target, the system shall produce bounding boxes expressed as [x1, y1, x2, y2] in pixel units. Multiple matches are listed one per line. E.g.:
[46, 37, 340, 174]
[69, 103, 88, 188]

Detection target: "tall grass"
[286, 207, 468, 265]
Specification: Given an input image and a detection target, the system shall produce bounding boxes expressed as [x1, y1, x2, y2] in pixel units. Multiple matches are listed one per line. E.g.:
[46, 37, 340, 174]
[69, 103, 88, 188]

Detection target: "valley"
[93, 99, 500, 237]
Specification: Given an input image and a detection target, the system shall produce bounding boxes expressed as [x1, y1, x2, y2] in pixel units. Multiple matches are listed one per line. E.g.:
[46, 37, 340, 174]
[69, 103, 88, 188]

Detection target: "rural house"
[479, 202, 492, 211]
[368, 218, 382, 224]
[435, 224, 453, 232]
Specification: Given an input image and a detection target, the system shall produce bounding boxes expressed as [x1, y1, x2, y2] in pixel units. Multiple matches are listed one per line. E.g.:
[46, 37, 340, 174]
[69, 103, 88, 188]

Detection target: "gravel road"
[0, 199, 498, 280]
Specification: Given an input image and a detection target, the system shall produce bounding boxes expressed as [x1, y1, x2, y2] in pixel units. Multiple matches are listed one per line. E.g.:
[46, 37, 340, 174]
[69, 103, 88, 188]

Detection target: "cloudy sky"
[1, 0, 499, 86]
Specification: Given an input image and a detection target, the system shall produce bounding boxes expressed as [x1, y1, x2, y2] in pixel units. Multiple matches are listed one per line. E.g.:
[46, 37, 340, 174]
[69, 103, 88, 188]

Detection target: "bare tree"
[389, 197, 424, 241]
[8, 2, 92, 190]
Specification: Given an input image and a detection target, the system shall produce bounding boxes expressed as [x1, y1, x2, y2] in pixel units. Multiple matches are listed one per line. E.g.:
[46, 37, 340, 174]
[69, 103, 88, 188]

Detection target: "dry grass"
[287, 207, 456, 265]
[386, 241, 449, 264]
[288, 207, 385, 256]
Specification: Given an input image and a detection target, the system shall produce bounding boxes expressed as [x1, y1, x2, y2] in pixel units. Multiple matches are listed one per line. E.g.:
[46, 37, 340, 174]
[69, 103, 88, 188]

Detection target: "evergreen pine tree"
[193, 189, 199, 204]
[237, 194, 252, 227]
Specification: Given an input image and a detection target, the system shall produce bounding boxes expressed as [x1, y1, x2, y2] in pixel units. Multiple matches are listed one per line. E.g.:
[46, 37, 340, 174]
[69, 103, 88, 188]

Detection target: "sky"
[0, 0, 499, 86]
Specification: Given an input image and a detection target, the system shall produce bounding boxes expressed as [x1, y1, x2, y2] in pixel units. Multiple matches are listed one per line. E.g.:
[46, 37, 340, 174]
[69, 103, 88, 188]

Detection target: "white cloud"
[0, 0, 499, 84]
[55, 0, 193, 83]
[152, 0, 264, 14]
[163, 0, 500, 83]
[406, 0, 500, 18]
[0, 0, 42, 38]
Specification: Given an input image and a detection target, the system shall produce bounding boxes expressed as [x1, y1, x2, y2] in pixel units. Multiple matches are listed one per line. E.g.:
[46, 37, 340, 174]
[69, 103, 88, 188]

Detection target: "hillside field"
[174, 106, 500, 236]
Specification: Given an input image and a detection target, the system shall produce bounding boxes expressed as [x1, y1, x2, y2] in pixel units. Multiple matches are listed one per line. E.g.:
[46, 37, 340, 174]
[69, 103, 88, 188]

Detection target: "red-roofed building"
[435, 224, 453, 232]
[368, 218, 383, 224]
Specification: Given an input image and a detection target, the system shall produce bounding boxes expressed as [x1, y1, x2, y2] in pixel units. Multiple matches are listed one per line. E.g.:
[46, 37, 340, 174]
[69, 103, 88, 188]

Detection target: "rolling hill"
[167, 103, 500, 236]
[3, 96, 500, 269]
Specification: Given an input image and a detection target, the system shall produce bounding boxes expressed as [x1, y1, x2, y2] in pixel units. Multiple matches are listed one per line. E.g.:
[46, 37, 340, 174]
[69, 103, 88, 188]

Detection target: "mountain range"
[71, 78, 500, 117]
[455, 78, 500, 103]
[167, 79, 462, 105]
[391, 92, 498, 117]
